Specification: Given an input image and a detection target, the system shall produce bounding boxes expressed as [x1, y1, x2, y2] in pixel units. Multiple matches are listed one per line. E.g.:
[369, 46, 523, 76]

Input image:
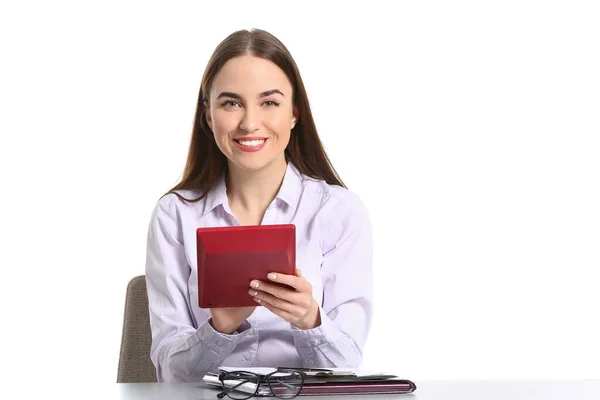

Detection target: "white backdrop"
[1, 0, 599, 388]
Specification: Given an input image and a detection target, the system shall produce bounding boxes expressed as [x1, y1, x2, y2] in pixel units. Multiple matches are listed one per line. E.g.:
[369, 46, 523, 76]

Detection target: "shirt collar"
[202, 162, 303, 216]
[276, 162, 303, 209]
[202, 173, 228, 216]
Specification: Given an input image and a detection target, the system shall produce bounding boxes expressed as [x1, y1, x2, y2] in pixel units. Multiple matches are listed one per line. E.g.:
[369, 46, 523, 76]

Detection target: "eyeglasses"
[217, 368, 306, 399]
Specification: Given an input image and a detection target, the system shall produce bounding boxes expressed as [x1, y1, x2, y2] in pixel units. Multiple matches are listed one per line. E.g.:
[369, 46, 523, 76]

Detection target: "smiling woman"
[167, 29, 344, 205]
[144, 29, 373, 383]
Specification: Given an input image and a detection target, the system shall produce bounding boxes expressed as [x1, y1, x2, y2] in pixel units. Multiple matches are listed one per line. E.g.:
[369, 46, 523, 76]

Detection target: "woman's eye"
[263, 100, 280, 107]
[222, 100, 240, 108]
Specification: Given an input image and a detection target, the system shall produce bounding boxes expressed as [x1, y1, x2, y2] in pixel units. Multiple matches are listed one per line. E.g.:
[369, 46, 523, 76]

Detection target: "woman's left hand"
[248, 268, 321, 330]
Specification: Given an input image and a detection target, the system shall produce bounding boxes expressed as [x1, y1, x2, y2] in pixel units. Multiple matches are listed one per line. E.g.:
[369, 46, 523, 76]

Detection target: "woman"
[145, 28, 373, 383]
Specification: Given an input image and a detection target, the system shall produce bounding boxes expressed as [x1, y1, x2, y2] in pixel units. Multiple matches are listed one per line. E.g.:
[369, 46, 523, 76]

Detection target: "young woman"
[145, 29, 373, 383]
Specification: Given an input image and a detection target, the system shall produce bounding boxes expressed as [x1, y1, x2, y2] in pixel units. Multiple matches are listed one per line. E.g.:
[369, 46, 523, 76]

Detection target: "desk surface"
[115, 380, 600, 400]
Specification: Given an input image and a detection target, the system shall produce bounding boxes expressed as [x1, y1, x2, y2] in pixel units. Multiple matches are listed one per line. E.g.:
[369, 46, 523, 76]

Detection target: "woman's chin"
[227, 155, 285, 174]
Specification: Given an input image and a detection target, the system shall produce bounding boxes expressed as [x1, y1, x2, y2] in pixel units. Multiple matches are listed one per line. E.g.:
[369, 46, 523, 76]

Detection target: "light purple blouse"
[145, 162, 373, 382]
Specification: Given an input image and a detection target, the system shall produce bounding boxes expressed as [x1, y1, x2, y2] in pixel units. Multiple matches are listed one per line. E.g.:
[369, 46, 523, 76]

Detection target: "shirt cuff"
[182, 318, 251, 356]
[235, 320, 252, 334]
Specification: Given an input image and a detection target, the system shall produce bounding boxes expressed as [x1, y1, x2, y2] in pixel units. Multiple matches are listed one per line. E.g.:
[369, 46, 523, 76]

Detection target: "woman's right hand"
[210, 306, 256, 334]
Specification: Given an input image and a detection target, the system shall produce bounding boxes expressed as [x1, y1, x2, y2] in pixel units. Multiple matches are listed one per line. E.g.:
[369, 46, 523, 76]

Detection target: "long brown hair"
[166, 29, 345, 202]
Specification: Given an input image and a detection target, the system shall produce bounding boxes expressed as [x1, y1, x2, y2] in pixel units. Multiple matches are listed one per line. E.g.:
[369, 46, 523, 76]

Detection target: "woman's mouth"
[233, 138, 267, 152]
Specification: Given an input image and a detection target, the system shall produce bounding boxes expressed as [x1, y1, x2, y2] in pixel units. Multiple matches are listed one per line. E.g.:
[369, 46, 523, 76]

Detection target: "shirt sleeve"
[291, 192, 373, 368]
[144, 195, 250, 382]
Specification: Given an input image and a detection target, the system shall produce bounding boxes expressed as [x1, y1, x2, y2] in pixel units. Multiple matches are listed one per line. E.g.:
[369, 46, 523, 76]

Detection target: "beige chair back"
[117, 275, 157, 383]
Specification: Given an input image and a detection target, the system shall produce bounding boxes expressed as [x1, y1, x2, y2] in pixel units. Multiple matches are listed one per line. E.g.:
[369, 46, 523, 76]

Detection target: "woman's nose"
[239, 108, 259, 132]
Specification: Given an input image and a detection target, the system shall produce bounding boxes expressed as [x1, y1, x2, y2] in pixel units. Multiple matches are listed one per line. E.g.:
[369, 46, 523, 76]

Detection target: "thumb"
[295, 268, 302, 277]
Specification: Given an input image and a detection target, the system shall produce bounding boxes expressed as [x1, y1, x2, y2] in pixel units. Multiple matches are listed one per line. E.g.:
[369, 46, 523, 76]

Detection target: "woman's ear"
[291, 106, 299, 129]
[204, 100, 213, 130]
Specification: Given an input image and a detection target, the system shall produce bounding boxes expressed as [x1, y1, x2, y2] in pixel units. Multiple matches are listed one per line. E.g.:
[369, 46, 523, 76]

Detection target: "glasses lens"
[221, 372, 260, 400]
[267, 370, 303, 399]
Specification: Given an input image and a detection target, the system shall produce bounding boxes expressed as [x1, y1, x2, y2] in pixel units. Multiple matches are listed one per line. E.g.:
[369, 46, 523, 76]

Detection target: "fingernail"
[248, 289, 257, 296]
[254, 298, 261, 303]
[268, 273, 277, 280]
[250, 281, 259, 288]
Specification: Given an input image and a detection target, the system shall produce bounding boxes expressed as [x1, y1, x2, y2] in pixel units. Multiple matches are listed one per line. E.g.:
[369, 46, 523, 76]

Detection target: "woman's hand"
[210, 306, 256, 334]
[249, 268, 321, 330]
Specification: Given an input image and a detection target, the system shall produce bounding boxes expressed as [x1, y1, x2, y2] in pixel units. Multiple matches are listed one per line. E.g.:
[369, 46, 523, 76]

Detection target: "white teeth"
[238, 139, 265, 147]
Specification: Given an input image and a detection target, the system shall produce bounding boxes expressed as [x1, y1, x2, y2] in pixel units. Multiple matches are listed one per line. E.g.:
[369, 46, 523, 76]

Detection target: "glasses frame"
[217, 368, 307, 399]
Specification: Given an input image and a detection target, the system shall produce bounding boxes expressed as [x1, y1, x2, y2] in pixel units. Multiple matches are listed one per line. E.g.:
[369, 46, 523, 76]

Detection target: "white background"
[1, 0, 599, 389]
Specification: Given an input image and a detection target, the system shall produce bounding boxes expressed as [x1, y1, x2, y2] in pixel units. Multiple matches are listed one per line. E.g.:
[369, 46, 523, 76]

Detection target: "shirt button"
[244, 353, 252, 360]
[248, 329, 255, 335]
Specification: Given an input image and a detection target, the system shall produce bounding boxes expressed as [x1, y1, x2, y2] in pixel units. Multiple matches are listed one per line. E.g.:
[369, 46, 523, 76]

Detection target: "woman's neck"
[226, 157, 288, 222]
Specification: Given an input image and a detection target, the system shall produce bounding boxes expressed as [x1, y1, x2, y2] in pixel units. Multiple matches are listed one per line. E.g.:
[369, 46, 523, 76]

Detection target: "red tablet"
[196, 224, 296, 308]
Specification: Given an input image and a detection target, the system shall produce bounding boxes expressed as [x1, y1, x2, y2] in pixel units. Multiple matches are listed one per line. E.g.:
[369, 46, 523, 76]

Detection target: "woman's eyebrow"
[217, 91, 242, 100]
[259, 89, 284, 97]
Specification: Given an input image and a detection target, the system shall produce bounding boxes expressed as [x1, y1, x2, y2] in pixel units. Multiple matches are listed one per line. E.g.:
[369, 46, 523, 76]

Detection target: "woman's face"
[206, 55, 297, 174]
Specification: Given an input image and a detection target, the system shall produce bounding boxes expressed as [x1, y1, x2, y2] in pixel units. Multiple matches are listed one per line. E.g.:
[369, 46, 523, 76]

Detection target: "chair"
[117, 275, 158, 383]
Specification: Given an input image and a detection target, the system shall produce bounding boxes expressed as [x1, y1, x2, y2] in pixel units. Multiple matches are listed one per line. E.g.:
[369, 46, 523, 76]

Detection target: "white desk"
[115, 380, 600, 400]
